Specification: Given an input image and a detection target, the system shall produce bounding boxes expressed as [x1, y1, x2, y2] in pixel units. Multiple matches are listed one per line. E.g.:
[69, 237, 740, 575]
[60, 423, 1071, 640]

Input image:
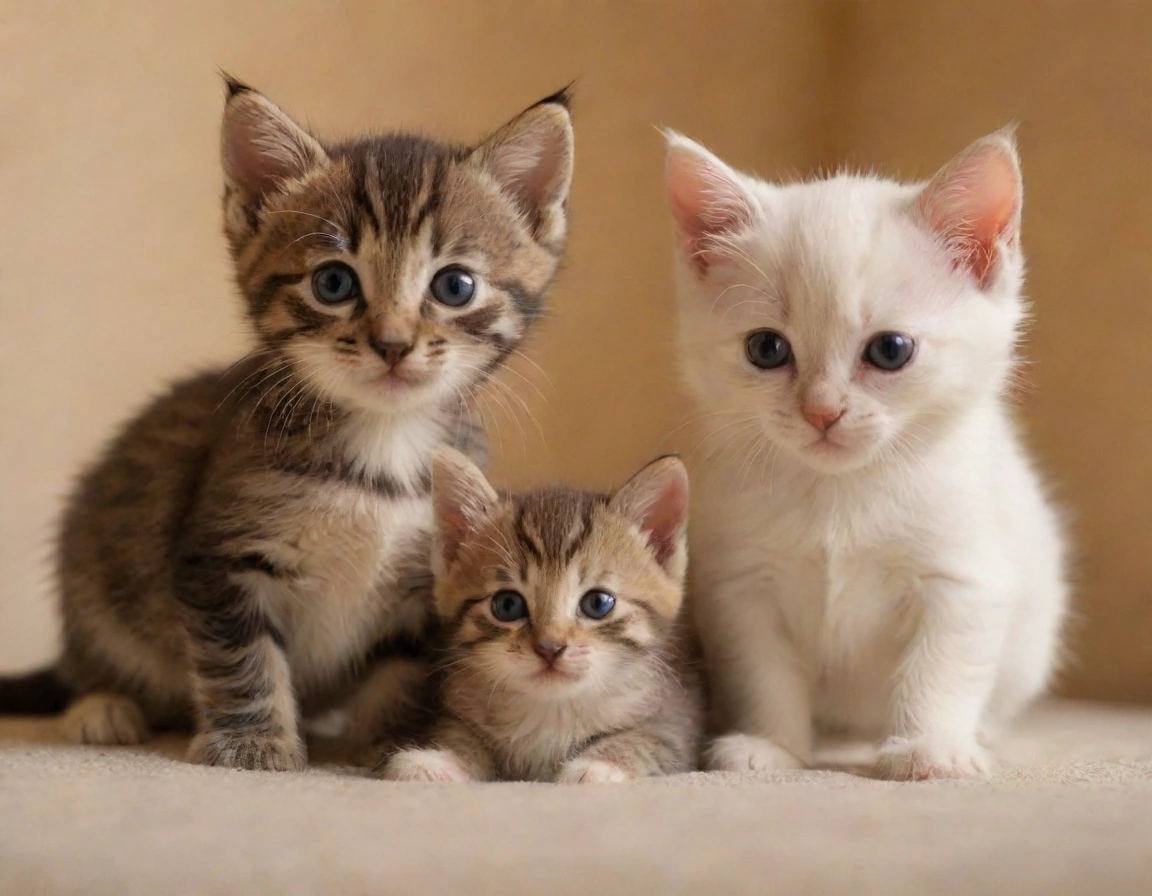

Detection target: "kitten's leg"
[343, 655, 431, 767]
[380, 718, 496, 782]
[696, 578, 812, 772]
[559, 724, 692, 784]
[178, 566, 305, 772]
[981, 573, 1067, 744]
[875, 576, 1011, 781]
[60, 693, 149, 745]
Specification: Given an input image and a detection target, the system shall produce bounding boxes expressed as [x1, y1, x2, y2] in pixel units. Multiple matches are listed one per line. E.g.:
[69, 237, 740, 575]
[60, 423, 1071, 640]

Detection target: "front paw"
[60, 694, 150, 746]
[874, 735, 994, 781]
[558, 757, 630, 784]
[188, 730, 306, 772]
[702, 733, 806, 773]
[382, 748, 472, 782]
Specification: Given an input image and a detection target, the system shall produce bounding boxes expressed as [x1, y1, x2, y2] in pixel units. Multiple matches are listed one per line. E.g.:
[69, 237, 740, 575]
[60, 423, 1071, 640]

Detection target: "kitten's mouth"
[531, 665, 581, 685]
[806, 435, 849, 454]
[369, 370, 423, 393]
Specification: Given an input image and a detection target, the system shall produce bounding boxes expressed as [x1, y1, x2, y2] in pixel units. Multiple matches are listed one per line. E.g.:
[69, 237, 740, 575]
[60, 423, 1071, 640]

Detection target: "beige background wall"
[1, 2, 1148, 701]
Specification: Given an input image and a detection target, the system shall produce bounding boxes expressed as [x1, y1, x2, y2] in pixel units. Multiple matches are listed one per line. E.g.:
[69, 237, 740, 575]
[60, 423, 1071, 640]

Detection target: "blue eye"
[864, 332, 915, 370]
[430, 266, 476, 307]
[579, 590, 616, 620]
[491, 590, 528, 622]
[312, 263, 360, 304]
[745, 330, 792, 369]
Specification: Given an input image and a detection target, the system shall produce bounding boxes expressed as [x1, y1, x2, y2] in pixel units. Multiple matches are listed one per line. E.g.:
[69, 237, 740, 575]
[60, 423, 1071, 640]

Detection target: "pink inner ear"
[636, 473, 688, 568]
[224, 121, 287, 199]
[666, 147, 752, 276]
[437, 504, 472, 565]
[914, 141, 1021, 287]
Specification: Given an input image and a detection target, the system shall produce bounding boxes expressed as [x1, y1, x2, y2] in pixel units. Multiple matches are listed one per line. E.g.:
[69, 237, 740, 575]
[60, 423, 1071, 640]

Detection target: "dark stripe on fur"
[453, 596, 489, 625]
[491, 278, 542, 323]
[175, 561, 284, 649]
[283, 295, 334, 330]
[409, 157, 445, 237]
[351, 154, 382, 239]
[453, 629, 506, 652]
[254, 273, 305, 314]
[268, 455, 430, 500]
[570, 723, 635, 759]
[563, 503, 594, 563]
[513, 505, 544, 564]
[452, 306, 501, 338]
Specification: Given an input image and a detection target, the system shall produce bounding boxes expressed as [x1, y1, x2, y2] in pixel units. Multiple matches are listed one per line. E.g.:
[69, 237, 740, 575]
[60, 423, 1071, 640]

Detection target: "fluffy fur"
[382, 449, 703, 783]
[664, 128, 1068, 780]
[0, 78, 574, 772]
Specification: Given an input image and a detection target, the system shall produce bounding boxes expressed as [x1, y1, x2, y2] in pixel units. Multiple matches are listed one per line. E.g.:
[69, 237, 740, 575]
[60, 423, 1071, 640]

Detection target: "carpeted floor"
[1, 700, 1150, 895]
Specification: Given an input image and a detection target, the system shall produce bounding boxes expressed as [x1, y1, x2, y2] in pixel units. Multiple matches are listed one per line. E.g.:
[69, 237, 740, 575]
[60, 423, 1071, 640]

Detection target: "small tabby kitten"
[0, 78, 573, 772]
[383, 448, 702, 783]
[665, 129, 1067, 780]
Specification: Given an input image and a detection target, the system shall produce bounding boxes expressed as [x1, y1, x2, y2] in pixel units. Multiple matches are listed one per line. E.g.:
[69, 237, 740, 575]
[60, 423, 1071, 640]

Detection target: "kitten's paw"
[702, 733, 806, 773]
[60, 694, 150, 745]
[382, 748, 472, 782]
[558, 757, 630, 784]
[188, 730, 306, 772]
[874, 735, 994, 781]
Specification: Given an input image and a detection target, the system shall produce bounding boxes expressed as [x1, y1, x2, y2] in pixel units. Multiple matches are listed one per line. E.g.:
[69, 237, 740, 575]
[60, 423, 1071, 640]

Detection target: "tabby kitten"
[382, 448, 702, 783]
[0, 78, 574, 772]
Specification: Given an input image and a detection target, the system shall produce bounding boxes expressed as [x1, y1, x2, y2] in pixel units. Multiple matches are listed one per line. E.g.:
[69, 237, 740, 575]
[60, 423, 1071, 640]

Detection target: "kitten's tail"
[0, 666, 72, 714]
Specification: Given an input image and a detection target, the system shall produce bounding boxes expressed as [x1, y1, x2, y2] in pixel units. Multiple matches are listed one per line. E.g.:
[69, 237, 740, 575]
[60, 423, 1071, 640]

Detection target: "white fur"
[558, 757, 630, 784]
[386, 748, 473, 783]
[666, 132, 1068, 780]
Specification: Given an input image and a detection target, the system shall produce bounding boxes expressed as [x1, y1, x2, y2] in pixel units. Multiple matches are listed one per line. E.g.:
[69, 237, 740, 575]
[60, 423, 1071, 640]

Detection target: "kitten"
[663, 128, 1068, 780]
[382, 448, 702, 783]
[0, 77, 574, 772]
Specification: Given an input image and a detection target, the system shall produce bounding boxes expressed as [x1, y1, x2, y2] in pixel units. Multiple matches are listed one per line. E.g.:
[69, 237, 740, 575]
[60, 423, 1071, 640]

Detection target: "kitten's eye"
[312, 263, 360, 305]
[864, 332, 915, 371]
[745, 330, 792, 370]
[579, 590, 616, 620]
[491, 590, 528, 622]
[430, 266, 476, 307]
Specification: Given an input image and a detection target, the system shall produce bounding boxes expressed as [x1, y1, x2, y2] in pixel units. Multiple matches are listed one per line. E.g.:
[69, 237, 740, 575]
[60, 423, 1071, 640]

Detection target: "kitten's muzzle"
[801, 405, 845, 432]
[532, 640, 567, 665]
[368, 334, 415, 368]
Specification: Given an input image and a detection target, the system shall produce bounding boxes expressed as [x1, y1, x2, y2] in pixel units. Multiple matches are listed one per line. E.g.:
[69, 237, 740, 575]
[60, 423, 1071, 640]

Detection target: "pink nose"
[532, 641, 567, 664]
[802, 407, 844, 432]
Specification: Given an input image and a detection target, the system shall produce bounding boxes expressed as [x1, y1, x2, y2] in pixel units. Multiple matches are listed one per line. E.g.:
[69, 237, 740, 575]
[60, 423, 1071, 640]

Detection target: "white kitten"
[664, 128, 1068, 780]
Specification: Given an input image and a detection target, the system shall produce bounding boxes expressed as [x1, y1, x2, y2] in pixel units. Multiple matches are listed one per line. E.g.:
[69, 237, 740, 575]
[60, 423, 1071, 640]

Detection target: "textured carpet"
[1, 700, 1150, 896]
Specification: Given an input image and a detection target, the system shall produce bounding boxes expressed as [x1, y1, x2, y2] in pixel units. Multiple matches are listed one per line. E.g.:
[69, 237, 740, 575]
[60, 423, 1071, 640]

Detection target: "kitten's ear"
[220, 75, 328, 209]
[664, 131, 757, 276]
[472, 88, 575, 247]
[610, 456, 689, 578]
[432, 447, 499, 566]
[912, 126, 1023, 289]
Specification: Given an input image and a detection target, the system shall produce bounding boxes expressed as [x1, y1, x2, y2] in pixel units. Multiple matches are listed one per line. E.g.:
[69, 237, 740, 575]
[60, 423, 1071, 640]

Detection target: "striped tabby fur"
[0, 77, 574, 772]
[383, 449, 703, 783]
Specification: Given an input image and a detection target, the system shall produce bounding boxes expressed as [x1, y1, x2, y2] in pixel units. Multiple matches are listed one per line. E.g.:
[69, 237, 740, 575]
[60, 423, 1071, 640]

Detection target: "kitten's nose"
[368, 336, 414, 368]
[802, 406, 845, 432]
[532, 640, 567, 664]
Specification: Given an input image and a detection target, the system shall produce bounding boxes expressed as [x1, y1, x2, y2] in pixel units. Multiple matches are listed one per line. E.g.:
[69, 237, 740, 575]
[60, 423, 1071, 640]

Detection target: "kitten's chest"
[776, 548, 920, 652]
[482, 692, 644, 782]
[774, 545, 921, 729]
[749, 477, 922, 643]
[265, 485, 434, 680]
